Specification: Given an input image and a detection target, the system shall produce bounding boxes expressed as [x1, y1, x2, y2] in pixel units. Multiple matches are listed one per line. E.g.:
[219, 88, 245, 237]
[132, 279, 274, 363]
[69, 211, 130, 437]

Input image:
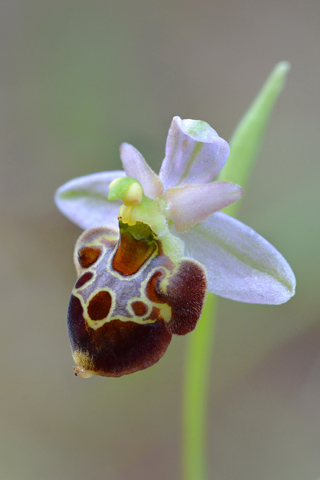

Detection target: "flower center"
[109, 177, 143, 206]
[108, 176, 184, 262]
[108, 177, 166, 234]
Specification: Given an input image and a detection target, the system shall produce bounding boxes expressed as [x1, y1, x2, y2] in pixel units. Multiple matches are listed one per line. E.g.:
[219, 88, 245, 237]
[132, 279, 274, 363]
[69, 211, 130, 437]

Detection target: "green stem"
[181, 63, 290, 480]
[182, 293, 216, 480]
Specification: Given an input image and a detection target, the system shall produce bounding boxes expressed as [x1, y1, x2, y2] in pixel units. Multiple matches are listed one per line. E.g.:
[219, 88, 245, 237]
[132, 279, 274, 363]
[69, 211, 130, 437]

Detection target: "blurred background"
[1, 1, 319, 479]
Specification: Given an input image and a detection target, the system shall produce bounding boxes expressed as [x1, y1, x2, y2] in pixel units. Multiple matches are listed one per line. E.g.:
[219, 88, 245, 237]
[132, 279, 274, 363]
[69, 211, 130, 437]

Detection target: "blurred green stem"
[181, 62, 290, 480]
[182, 293, 216, 480]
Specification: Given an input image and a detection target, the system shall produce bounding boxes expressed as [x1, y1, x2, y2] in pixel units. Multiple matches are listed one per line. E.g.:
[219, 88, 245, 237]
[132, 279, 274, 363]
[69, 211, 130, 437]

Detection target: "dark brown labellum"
[67, 222, 207, 377]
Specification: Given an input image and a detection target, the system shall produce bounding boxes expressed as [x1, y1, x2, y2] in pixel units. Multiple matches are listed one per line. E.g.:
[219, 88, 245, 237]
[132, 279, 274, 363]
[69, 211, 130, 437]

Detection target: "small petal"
[120, 143, 164, 198]
[159, 116, 230, 189]
[165, 182, 243, 232]
[55, 171, 125, 230]
[175, 212, 296, 304]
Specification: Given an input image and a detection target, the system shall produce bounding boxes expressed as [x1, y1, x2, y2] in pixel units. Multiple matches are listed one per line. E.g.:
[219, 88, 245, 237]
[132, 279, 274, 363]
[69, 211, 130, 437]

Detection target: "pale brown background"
[1, 1, 319, 479]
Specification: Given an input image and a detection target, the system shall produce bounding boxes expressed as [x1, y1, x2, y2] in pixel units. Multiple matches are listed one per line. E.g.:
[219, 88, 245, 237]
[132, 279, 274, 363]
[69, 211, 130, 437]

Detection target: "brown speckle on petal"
[75, 271, 94, 288]
[131, 301, 149, 316]
[146, 270, 166, 303]
[78, 246, 102, 269]
[87, 291, 112, 320]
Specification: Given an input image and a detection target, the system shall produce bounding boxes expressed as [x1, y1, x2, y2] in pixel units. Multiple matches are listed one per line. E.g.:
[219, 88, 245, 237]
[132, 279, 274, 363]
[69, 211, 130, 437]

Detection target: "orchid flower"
[55, 116, 295, 378]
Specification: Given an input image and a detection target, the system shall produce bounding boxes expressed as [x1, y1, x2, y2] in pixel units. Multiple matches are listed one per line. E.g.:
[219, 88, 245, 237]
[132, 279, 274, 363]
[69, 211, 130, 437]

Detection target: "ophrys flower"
[55, 116, 296, 377]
